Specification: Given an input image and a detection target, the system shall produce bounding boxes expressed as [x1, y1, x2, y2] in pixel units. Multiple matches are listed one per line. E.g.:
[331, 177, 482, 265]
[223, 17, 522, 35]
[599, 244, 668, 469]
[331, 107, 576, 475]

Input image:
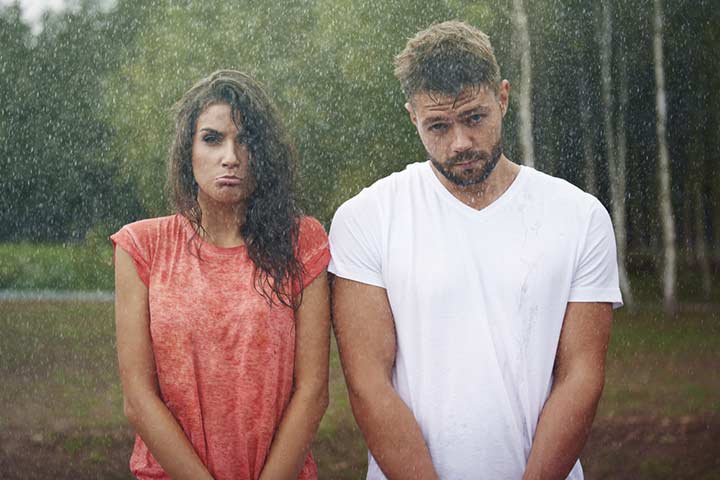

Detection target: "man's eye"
[468, 114, 485, 124]
[429, 123, 448, 132]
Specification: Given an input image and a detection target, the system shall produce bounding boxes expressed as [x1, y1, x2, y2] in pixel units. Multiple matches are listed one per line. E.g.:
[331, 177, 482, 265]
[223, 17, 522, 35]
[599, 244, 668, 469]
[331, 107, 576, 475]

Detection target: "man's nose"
[450, 126, 472, 153]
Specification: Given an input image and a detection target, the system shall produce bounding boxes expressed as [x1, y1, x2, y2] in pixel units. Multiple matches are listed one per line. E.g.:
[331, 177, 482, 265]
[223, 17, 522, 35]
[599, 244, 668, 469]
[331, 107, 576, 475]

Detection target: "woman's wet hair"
[168, 69, 304, 308]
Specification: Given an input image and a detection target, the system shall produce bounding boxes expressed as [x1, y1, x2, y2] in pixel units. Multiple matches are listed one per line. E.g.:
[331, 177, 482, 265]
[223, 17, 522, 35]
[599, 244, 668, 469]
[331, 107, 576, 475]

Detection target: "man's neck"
[430, 156, 521, 211]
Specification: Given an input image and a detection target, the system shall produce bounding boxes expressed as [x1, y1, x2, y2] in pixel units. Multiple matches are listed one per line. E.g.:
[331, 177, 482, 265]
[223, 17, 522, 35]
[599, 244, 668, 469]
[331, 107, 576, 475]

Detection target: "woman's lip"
[215, 177, 242, 185]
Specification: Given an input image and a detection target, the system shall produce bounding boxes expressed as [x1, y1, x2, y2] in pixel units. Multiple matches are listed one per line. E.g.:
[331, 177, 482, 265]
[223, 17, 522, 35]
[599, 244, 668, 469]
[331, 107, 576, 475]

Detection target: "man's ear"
[405, 101, 417, 126]
[498, 80, 510, 117]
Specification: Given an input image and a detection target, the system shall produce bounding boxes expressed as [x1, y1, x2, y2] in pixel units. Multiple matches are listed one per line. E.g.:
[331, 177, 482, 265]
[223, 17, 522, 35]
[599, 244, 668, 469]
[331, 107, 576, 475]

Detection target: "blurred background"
[0, 0, 718, 478]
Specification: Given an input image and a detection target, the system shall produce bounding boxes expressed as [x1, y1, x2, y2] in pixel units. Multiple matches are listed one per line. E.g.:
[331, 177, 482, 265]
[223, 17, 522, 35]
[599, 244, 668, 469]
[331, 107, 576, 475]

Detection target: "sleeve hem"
[568, 287, 624, 309]
[109, 230, 150, 288]
[299, 247, 331, 292]
[328, 262, 385, 289]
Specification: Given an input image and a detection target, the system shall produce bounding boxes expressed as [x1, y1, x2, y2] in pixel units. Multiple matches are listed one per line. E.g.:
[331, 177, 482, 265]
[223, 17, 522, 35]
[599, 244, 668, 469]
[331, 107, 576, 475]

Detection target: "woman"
[111, 70, 330, 480]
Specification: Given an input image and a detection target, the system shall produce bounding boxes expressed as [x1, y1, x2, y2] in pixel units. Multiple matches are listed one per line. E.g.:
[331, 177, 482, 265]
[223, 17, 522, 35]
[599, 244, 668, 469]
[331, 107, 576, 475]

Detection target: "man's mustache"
[447, 150, 488, 166]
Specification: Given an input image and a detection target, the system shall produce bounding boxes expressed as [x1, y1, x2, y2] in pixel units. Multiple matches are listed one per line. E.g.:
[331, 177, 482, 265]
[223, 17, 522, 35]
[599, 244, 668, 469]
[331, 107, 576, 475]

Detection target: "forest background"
[1, 0, 719, 478]
[1, 0, 719, 308]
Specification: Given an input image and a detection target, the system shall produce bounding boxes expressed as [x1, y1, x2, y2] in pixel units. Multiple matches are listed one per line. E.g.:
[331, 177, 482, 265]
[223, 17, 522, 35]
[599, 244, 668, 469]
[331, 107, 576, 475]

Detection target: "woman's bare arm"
[259, 271, 331, 480]
[115, 246, 213, 480]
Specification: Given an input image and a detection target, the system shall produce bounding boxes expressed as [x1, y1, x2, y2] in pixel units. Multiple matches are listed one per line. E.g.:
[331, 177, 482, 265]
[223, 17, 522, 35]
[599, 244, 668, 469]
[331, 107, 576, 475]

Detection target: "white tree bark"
[616, 48, 634, 306]
[511, 0, 535, 168]
[653, 0, 677, 313]
[599, 0, 633, 306]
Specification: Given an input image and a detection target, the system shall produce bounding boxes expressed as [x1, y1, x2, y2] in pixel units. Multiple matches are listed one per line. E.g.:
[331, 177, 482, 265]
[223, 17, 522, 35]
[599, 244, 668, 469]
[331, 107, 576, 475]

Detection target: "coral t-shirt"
[111, 214, 329, 480]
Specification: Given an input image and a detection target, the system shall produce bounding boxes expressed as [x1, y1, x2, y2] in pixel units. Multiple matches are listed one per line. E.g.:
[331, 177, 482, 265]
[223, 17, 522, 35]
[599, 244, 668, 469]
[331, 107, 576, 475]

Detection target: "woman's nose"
[221, 142, 241, 168]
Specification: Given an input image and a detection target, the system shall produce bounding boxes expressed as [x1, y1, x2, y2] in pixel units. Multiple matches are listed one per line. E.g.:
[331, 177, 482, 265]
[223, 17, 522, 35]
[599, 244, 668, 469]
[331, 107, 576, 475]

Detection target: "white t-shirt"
[328, 161, 623, 480]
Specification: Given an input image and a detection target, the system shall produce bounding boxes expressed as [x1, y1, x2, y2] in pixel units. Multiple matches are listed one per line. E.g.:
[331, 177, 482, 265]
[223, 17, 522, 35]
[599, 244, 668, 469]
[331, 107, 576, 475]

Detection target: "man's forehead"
[412, 86, 495, 114]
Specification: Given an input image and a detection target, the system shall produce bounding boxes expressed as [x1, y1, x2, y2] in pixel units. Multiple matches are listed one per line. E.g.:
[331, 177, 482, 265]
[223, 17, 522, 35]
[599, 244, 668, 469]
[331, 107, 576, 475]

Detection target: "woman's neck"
[196, 197, 247, 248]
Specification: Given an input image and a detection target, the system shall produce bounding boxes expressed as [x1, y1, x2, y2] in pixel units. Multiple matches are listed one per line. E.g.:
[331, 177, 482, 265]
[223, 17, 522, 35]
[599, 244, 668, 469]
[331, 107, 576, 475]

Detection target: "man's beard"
[429, 137, 504, 187]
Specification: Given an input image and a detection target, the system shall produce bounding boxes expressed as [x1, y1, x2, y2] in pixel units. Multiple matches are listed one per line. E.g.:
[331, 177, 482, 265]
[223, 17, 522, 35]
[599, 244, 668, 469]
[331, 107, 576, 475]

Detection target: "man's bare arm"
[332, 276, 439, 480]
[523, 302, 613, 480]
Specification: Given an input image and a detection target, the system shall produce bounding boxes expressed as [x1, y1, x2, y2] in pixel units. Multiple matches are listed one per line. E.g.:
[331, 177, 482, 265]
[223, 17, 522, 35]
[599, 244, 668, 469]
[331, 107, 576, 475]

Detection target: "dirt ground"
[1, 414, 718, 479]
[2, 300, 718, 478]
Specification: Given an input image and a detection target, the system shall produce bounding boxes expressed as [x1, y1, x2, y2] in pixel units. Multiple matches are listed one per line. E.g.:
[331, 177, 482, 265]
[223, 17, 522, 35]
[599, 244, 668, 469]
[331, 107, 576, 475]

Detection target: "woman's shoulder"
[296, 215, 329, 264]
[297, 215, 327, 241]
[111, 214, 187, 253]
[295, 216, 330, 289]
[117, 214, 184, 238]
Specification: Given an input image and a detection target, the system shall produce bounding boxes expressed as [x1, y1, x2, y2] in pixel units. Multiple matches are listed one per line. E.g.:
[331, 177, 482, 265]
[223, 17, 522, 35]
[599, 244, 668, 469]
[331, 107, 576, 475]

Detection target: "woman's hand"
[259, 271, 331, 480]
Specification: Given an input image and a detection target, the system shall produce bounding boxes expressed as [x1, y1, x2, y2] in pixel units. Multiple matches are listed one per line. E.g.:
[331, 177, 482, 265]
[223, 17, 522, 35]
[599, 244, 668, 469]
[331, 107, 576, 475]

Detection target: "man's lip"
[454, 159, 479, 167]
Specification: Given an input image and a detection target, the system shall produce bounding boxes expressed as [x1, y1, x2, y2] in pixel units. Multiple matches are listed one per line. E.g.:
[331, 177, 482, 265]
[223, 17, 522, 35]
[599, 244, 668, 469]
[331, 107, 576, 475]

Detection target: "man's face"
[406, 81, 509, 187]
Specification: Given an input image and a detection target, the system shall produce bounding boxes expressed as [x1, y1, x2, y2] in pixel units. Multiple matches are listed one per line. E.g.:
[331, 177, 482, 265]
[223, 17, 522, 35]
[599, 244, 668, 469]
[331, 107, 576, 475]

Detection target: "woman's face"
[191, 103, 255, 208]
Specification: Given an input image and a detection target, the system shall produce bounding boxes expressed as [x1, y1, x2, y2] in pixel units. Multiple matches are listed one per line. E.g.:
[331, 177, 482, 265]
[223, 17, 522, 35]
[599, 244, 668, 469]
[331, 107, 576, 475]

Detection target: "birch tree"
[653, 0, 677, 313]
[511, 0, 535, 168]
[579, 62, 597, 196]
[615, 44, 634, 306]
[599, 0, 633, 306]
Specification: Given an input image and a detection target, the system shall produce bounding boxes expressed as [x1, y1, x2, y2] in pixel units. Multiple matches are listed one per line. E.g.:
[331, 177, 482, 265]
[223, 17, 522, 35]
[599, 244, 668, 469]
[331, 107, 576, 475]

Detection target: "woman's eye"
[202, 134, 220, 144]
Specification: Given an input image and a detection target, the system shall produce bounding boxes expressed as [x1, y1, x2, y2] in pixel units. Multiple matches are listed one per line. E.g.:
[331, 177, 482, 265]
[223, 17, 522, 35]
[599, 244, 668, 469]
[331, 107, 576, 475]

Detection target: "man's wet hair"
[394, 20, 501, 100]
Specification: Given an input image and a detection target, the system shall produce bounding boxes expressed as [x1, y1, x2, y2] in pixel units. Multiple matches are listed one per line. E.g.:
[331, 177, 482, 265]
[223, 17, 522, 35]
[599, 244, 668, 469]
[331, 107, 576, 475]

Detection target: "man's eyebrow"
[421, 116, 449, 127]
[459, 106, 491, 117]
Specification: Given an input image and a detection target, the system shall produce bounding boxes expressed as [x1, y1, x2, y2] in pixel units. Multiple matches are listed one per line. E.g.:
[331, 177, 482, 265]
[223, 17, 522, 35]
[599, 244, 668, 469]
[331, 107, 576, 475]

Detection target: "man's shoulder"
[523, 167, 599, 210]
[335, 161, 425, 215]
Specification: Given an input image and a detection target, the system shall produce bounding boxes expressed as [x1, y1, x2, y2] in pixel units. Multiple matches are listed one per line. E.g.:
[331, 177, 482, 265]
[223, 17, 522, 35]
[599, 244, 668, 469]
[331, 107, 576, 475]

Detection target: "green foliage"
[104, 0, 504, 222]
[0, 242, 113, 291]
[0, 1, 145, 241]
[0, 0, 719, 275]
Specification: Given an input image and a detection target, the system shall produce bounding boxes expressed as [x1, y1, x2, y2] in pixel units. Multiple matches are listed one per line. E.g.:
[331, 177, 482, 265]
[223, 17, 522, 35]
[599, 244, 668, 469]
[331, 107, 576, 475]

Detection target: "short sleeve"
[110, 224, 153, 288]
[568, 198, 624, 309]
[328, 192, 384, 288]
[294, 216, 331, 295]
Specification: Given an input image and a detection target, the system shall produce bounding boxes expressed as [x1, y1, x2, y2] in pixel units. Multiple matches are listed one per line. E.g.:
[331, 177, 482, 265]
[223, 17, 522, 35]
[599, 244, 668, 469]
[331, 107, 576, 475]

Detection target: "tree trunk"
[599, 0, 633, 306]
[579, 63, 597, 196]
[693, 70, 712, 299]
[511, 0, 535, 168]
[695, 185, 712, 298]
[615, 48, 634, 306]
[653, 0, 678, 314]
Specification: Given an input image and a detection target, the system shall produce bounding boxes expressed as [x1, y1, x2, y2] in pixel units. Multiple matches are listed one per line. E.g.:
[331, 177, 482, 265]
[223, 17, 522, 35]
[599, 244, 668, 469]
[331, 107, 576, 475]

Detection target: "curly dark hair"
[168, 69, 303, 309]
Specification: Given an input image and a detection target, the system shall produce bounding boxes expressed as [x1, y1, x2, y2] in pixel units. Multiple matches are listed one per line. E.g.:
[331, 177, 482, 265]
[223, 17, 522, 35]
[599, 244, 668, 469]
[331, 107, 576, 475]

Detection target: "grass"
[0, 301, 124, 430]
[601, 308, 720, 418]
[0, 300, 718, 478]
[1, 241, 717, 304]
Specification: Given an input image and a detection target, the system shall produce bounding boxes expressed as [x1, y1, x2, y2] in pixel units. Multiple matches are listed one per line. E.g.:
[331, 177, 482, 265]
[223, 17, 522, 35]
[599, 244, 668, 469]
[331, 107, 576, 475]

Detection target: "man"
[328, 20, 622, 480]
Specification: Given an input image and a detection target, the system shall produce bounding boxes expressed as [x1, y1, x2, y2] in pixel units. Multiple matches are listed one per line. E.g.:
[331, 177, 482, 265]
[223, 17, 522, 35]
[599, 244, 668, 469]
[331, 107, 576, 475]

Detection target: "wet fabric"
[111, 214, 329, 480]
[328, 162, 622, 480]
